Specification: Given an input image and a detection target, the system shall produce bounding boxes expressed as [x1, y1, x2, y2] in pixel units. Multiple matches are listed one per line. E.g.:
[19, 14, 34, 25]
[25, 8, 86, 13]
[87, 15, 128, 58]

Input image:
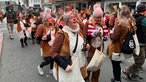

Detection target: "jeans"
[111, 60, 121, 81]
[40, 56, 54, 69]
[7, 23, 14, 36]
[123, 46, 146, 77]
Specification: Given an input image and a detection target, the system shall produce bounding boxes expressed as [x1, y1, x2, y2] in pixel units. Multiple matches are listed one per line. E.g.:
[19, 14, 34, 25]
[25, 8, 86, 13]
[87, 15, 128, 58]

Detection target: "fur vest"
[51, 28, 88, 79]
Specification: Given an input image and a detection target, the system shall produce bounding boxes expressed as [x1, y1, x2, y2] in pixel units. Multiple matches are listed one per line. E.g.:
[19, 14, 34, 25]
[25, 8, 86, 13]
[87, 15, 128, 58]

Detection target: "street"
[0, 23, 146, 82]
[0, 23, 57, 82]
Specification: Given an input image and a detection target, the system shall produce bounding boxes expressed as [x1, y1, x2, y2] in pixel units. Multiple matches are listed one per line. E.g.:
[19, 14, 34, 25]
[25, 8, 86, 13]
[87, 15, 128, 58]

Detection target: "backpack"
[121, 29, 136, 54]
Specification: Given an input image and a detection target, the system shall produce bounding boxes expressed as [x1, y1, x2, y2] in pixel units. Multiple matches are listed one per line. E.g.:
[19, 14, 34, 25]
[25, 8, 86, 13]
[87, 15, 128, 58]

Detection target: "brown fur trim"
[80, 65, 88, 78]
[17, 20, 22, 32]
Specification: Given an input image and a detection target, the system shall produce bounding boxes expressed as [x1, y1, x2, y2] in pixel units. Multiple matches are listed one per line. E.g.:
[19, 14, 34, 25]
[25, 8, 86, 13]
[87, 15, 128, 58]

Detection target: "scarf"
[63, 24, 80, 33]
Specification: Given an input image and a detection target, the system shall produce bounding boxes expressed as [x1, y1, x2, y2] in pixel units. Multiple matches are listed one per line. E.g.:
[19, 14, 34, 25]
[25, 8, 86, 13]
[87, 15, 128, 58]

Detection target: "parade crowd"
[1, 2, 146, 82]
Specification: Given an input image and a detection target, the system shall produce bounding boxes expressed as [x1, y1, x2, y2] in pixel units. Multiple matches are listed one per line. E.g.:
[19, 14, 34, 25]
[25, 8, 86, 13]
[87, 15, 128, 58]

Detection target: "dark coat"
[2, 11, 16, 23]
[134, 14, 146, 44]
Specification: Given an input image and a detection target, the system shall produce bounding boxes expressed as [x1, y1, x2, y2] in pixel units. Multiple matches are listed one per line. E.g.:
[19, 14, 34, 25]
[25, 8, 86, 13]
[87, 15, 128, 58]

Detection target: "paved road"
[0, 23, 7, 32]
[0, 23, 146, 82]
[0, 25, 57, 82]
[0, 33, 3, 55]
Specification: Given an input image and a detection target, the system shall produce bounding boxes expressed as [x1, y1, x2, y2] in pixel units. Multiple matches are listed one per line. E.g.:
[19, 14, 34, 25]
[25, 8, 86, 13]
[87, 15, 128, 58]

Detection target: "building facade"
[28, 0, 56, 10]
[104, 0, 146, 13]
[3, 0, 143, 12]
[0, 0, 20, 10]
[55, 0, 89, 10]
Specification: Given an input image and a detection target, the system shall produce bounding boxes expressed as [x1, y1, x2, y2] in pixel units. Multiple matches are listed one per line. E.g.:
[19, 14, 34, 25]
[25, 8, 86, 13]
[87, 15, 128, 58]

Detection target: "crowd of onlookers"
[0, 2, 146, 82]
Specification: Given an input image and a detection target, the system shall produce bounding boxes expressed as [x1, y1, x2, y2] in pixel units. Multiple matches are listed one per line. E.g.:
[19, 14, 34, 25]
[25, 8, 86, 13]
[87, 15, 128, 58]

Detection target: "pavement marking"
[0, 33, 3, 56]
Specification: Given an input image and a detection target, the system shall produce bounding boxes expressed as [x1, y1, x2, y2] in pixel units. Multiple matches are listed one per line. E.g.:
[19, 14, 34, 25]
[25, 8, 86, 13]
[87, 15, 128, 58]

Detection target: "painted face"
[94, 16, 102, 24]
[67, 13, 78, 27]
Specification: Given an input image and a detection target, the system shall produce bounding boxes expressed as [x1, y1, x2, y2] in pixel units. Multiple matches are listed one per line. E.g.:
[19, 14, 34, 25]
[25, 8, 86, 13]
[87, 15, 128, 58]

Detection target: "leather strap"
[73, 34, 78, 53]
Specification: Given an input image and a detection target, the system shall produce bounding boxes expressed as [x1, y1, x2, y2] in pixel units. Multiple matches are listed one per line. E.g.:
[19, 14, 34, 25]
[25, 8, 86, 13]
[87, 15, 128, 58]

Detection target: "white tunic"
[18, 20, 29, 39]
[58, 25, 86, 82]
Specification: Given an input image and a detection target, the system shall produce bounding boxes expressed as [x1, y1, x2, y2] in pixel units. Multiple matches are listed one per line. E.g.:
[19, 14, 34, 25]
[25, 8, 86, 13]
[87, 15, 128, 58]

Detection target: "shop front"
[55, 0, 89, 11]
[104, 0, 146, 13]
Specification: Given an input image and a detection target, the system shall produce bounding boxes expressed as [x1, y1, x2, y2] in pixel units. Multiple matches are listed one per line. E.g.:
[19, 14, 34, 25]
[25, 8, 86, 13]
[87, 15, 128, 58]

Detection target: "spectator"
[122, 3, 146, 81]
[107, 5, 136, 82]
[1, 6, 17, 39]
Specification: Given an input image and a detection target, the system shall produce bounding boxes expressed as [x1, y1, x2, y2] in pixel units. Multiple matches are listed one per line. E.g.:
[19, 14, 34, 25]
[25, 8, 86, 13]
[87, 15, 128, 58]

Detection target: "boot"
[111, 78, 121, 82]
[20, 39, 24, 48]
[9, 34, 13, 39]
[32, 39, 35, 44]
[130, 75, 143, 81]
[24, 37, 28, 46]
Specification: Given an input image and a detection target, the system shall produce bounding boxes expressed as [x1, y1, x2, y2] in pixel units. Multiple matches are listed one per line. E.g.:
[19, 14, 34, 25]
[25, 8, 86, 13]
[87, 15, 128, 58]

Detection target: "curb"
[0, 33, 3, 56]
